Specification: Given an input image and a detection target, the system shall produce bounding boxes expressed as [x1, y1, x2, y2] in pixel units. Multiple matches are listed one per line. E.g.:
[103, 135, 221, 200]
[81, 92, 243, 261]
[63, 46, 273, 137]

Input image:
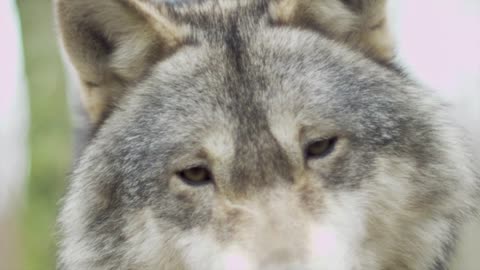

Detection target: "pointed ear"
[56, 0, 187, 124]
[270, 0, 394, 62]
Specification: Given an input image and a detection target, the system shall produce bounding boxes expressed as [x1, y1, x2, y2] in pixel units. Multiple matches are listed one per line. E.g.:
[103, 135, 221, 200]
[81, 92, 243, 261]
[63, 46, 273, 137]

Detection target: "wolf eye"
[178, 166, 212, 184]
[305, 137, 337, 159]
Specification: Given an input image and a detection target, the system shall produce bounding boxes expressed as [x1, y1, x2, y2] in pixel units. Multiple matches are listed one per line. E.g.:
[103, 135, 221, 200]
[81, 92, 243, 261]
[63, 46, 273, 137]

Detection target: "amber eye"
[178, 166, 212, 184]
[305, 137, 337, 159]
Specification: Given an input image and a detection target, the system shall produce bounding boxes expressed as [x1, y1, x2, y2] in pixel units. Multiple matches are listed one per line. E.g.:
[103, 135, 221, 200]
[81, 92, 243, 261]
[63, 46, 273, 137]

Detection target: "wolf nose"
[258, 247, 302, 269]
[262, 248, 291, 263]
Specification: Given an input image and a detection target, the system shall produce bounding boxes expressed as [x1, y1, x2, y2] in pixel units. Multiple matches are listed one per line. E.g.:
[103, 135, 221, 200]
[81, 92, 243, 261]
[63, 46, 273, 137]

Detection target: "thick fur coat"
[56, 0, 479, 269]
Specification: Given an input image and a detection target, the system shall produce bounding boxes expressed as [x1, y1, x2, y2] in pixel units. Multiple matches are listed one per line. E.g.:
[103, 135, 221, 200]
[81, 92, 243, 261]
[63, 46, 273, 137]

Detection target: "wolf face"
[56, 0, 479, 269]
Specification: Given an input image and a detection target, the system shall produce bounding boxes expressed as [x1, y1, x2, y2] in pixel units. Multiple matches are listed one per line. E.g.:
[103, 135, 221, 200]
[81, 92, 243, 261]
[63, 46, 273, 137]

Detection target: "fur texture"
[56, 0, 479, 269]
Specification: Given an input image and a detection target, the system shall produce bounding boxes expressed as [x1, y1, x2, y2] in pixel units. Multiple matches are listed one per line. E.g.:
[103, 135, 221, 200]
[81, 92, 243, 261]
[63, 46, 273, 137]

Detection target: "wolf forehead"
[100, 7, 433, 179]
[91, 0, 434, 161]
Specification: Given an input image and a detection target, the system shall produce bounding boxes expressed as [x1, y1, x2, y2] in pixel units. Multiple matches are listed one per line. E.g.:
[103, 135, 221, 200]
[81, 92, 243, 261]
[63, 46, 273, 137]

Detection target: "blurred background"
[1, 0, 70, 269]
[0, 0, 478, 270]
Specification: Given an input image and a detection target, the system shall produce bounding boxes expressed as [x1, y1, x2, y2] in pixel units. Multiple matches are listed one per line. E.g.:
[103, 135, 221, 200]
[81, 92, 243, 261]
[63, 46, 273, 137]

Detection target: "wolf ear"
[56, 0, 186, 124]
[270, 0, 394, 62]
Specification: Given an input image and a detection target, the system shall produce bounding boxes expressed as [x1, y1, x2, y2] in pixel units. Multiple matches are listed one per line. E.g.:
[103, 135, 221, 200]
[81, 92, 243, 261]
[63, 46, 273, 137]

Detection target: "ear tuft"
[269, 0, 394, 62]
[56, 0, 187, 124]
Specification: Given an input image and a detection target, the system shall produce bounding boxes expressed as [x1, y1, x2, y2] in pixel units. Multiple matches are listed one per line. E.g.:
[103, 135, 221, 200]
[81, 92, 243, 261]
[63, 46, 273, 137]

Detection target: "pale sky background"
[389, 1, 480, 269]
[390, 0, 480, 146]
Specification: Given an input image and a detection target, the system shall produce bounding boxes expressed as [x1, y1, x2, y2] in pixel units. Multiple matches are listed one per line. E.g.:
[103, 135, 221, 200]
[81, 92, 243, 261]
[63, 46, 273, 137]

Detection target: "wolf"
[55, 0, 479, 269]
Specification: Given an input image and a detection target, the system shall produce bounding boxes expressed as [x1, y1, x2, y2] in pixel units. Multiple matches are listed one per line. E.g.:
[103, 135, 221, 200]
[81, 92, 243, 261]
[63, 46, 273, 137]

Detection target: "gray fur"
[56, 0, 479, 269]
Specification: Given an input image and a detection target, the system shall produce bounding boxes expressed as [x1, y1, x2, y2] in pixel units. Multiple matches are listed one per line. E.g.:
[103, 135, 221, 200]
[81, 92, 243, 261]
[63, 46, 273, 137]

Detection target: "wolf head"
[56, 0, 479, 269]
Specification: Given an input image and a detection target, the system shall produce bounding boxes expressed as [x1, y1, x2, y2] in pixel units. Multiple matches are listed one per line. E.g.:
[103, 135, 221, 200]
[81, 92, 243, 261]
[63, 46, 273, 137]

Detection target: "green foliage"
[17, 0, 72, 269]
